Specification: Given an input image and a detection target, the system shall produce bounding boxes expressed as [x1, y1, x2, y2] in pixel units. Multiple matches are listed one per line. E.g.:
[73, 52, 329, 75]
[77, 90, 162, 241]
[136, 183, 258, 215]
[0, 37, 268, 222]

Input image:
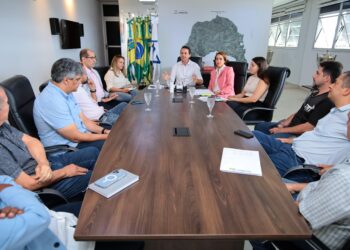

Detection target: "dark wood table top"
[75, 89, 311, 241]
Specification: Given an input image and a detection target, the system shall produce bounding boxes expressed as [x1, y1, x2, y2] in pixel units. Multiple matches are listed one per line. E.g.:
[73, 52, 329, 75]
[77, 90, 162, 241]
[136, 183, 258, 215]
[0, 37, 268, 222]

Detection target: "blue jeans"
[282, 178, 299, 200]
[253, 131, 303, 177]
[100, 102, 127, 125]
[115, 89, 137, 102]
[254, 122, 296, 138]
[48, 147, 99, 199]
[77, 140, 105, 152]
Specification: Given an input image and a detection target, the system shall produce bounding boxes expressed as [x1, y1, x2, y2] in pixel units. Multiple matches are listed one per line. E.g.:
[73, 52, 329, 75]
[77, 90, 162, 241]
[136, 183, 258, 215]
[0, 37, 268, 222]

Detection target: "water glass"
[144, 92, 152, 111]
[207, 96, 215, 118]
[155, 80, 160, 97]
[189, 87, 196, 104]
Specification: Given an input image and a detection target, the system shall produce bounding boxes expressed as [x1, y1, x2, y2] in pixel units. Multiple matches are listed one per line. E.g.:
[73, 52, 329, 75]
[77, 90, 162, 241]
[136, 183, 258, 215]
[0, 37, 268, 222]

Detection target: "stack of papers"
[220, 148, 262, 176]
[194, 89, 214, 96]
[198, 96, 227, 102]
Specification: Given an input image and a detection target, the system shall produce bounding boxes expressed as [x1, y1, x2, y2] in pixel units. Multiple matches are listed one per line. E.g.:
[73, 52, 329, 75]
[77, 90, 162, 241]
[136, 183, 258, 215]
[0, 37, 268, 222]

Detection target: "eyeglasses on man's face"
[85, 56, 97, 60]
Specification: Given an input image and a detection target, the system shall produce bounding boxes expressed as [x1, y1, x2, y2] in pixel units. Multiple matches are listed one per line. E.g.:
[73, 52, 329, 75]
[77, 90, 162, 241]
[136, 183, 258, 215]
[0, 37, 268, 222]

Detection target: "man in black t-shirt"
[255, 61, 343, 138]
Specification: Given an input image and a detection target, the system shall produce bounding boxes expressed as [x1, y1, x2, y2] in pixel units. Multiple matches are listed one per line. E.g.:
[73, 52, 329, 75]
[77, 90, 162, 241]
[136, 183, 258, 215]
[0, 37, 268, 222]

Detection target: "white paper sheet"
[198, 96, 227, 102]
[194, 89, 214, 96]
[220, 148, 262, 176]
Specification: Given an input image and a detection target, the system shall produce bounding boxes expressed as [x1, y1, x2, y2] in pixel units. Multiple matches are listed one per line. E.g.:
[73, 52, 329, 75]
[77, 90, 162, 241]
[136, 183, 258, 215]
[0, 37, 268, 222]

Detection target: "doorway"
[100, 2, 121, 66]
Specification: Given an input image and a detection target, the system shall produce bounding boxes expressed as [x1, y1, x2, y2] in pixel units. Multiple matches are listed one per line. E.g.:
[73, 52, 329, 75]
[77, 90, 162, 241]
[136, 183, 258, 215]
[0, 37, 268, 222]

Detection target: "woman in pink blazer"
[208, 51, 235, 99]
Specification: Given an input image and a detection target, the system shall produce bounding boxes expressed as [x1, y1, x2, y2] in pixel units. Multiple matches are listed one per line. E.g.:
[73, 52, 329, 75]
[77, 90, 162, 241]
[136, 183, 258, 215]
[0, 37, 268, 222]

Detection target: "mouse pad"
[173, 127, 190, 137]
[172, 97, 183, 103]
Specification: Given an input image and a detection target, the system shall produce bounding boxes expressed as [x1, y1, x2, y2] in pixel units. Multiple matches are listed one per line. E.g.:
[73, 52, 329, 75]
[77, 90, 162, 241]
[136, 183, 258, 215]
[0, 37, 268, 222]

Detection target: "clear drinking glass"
[192, 74, 197, 86]
[189, 86, 196, 104]
[155, 80, 160, 97]
[177, 78, 184, 90]
[207, 96, 215, 118]
[144, 92, 152, 111]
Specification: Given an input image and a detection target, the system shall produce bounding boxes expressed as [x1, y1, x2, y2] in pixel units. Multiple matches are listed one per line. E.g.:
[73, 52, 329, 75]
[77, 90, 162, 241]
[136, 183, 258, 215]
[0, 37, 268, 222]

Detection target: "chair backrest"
[94, 66, 110, 91]
[226, 61, 248, 94]
[0, 75, 39, 138]
[262, 66, 290, 109]
[39, 81, 49, 92]
[177, 56, 203, 68]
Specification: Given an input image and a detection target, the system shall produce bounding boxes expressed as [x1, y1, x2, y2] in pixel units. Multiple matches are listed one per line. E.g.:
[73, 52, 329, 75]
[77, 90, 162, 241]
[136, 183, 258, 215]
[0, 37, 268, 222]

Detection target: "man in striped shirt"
[251, 157, 350, 250]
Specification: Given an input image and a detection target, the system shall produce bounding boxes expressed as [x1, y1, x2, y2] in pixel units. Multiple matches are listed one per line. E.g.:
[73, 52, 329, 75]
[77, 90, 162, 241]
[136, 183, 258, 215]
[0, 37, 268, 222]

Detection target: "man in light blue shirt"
[0, 175, 65, 250]
[34, 58, 110, 152]
[253, 71, 350, 182]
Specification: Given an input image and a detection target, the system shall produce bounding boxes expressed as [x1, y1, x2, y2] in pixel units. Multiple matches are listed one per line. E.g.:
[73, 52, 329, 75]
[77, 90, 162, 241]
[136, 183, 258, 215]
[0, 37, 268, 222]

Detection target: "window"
[269, 12, 303, 47]
[314, 1, 350, 49]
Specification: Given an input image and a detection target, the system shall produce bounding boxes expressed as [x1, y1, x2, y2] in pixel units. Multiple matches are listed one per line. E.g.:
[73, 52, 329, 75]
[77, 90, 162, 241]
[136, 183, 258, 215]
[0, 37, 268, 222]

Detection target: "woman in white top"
[104, 55, 137, 102]
[226, 57, 269, 118]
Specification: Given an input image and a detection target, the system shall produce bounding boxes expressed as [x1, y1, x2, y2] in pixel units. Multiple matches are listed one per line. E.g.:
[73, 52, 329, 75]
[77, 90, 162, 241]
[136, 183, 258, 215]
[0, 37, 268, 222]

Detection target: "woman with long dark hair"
[226, 56, 269, 118]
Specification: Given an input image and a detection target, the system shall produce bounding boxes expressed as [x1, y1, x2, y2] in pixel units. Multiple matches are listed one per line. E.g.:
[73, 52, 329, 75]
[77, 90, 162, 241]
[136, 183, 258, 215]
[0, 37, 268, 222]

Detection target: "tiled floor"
[273, 83, 309, 122]
[244, 83, 309, 250]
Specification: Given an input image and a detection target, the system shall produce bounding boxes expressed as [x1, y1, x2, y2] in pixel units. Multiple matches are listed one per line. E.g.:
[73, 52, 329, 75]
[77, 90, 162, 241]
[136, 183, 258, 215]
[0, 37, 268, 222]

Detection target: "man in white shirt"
[169, 46, 203, 87]
[72, 72, 127, 126]
[80, 48, 120, 110]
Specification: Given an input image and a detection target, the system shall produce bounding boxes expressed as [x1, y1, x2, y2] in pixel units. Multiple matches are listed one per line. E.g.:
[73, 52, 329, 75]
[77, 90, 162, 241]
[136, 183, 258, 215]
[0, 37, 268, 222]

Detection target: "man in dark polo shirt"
[255, 61, 343, 138]
[0, 86, 98, 200]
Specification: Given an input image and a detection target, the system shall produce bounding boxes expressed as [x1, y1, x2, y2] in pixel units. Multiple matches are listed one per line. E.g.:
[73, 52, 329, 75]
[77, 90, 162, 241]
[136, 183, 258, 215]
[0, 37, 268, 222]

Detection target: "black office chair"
[177, 56, 203, 68]
[226, 61, 248, 94]
[242, 66, 290, 125]
[1, 75, 39, 138]
[0, 75, 72, 208]
[270, 234, 350, 250]
[39, 81, 49, 92]
[94, 66, 110, 91]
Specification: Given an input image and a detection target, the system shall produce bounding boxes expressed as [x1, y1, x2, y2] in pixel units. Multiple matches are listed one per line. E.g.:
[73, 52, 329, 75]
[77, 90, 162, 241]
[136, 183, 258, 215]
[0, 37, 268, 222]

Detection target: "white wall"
[270, 0, 350, 86]
[157, 0, 273, 71]
[0, 0, 104, 93]
[119, 0, 273, 72]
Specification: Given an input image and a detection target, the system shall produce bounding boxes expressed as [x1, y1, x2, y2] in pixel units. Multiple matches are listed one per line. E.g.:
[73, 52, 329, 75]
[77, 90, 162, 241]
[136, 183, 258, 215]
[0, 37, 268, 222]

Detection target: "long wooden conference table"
[75, 89, 311, 249]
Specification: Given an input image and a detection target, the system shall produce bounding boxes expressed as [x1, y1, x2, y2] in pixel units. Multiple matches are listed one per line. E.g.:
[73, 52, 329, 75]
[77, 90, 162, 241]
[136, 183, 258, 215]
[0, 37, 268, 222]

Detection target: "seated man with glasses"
[34, 58, 110, 153]
[72, 70, 127, 126]
[80, 48, 121, 110]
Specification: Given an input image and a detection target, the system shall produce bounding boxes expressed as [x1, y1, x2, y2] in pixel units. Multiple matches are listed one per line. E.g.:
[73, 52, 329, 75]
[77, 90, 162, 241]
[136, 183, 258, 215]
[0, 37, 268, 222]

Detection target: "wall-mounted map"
[186, 16, 246, 63]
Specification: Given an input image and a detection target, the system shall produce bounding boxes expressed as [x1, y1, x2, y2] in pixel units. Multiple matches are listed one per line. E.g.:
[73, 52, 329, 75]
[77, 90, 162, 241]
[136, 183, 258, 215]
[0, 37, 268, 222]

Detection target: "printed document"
[194, 89, 214, 96]
[220, 148, 262, 176]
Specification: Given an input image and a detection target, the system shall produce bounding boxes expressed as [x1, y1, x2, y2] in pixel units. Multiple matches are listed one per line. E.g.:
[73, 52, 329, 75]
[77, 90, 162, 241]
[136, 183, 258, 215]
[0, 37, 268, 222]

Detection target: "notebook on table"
[88, 169, 139, 198]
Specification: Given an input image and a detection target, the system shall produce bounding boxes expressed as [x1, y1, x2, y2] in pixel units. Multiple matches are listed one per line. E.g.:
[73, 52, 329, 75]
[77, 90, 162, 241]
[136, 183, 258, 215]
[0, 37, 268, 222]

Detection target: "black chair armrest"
[98, 122, 112, 129]
[271, 234, 331, 250]
[242, 107, 276, 120]
[44, 145, 78, 154]
[282, 164, 321, 182]
[241, 107, 276, 125]
[36, 188, 68, 209]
